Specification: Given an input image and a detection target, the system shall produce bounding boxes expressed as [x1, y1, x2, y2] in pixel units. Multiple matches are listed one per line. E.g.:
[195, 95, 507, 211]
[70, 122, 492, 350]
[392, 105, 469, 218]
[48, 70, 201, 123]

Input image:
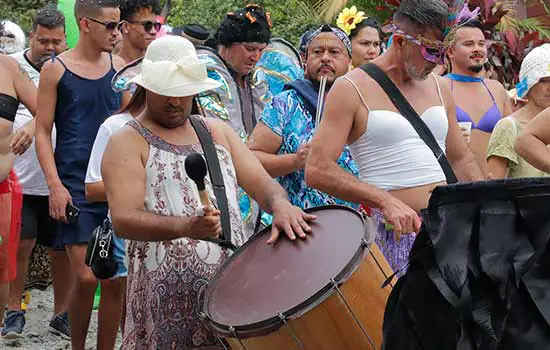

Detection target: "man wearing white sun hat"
[513, 45, 550, 175]
[101, 35, 315, 348]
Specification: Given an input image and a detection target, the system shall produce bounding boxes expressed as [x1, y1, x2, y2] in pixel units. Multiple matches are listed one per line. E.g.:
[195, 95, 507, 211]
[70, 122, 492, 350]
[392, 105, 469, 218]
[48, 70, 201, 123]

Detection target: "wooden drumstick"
[184, 152, 212, 212]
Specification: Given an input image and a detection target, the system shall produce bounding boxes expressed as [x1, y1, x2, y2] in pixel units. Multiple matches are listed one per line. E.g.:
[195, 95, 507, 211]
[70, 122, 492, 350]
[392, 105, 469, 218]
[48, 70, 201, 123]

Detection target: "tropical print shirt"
[260, 88, 359, 210]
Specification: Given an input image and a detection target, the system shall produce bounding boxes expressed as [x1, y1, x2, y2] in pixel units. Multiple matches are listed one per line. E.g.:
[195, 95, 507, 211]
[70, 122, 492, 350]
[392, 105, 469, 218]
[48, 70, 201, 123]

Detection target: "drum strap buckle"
[330, 279, 378, 350]
[277, 312, 305, 349]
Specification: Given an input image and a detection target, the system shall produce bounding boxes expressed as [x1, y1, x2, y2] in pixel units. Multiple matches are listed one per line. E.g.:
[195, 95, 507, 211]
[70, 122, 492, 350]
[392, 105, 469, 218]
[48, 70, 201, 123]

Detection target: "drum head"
[203, 205, 366, 337]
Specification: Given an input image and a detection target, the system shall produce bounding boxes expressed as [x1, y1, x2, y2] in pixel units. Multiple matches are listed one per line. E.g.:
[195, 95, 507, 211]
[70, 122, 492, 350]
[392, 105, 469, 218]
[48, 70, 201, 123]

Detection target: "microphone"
[184, 152, 211, 208]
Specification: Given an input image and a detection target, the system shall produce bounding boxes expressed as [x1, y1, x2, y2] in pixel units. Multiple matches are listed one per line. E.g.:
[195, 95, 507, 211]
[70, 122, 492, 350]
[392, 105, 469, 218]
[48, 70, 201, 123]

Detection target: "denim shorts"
[111, 231, 127, 279]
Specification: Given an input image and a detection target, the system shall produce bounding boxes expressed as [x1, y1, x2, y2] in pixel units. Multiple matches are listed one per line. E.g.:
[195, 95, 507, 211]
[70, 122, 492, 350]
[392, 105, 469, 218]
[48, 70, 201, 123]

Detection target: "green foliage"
[5, 0, 392, 45]
[1, 0, 51, 33]
[338, 0, 390, 23]
[498, 17, 550, 39]
[169, 0, 321, 46]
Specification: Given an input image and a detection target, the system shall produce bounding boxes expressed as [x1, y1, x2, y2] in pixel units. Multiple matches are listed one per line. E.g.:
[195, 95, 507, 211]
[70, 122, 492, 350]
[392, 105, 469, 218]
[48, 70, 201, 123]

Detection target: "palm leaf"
[526, 0, 550, 14]
[294, 0, 324, 24]
[311, 0, 349, 22]
[498, 17, 550, 39]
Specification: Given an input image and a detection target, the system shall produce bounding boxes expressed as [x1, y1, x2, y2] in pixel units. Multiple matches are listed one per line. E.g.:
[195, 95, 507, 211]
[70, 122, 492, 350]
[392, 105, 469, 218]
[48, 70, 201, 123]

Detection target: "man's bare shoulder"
[202, 116, 232, 141]
[485, 78, 508, 94]
[112, 54, 127, 71]
[340, 67, 377, 87]
[434, 74, 452, 93]
[40, 55, 66, 81]
[110, 124, 144, 144]
[0, 54, 17, 69]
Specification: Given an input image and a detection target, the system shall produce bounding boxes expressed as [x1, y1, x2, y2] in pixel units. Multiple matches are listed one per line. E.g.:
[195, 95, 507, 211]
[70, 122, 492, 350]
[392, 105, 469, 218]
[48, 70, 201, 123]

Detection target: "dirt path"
[1, 287, 122, 350]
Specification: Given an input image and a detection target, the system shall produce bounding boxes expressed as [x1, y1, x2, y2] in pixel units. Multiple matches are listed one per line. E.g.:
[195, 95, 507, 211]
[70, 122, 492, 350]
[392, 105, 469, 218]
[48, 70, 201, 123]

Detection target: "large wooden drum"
[201, 205, 394, 349]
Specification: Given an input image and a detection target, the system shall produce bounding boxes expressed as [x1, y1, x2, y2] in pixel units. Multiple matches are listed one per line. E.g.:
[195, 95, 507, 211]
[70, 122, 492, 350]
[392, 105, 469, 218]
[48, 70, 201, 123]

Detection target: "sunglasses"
[86, 17, 124, 32]
[127, 20, 162, 32]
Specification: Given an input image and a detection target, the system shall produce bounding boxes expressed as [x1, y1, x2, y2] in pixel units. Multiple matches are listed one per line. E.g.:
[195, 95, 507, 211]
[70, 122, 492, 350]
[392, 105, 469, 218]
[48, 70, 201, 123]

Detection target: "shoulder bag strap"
[360, 63, 458, 184]
[189, 115, 236, 251]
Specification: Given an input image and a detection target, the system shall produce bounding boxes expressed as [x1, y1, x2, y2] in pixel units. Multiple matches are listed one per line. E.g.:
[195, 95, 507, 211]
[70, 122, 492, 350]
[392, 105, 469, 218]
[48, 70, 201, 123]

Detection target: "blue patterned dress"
[260, 86, 359, 210]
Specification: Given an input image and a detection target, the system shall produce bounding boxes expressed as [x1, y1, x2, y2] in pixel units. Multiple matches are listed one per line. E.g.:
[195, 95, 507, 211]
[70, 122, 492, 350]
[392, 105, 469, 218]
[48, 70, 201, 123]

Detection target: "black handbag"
[359, 63, 458, 184]
[85, 218, 118, 279]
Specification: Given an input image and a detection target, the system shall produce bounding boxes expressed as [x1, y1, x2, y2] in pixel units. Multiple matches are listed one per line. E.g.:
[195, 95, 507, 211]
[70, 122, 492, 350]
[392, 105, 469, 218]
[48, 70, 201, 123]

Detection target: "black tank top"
[0, 93, 18, 122]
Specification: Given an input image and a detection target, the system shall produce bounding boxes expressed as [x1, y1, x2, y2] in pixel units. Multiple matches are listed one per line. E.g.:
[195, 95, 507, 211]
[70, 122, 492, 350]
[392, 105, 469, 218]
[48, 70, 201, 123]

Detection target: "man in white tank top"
[306, 0, 484, 274]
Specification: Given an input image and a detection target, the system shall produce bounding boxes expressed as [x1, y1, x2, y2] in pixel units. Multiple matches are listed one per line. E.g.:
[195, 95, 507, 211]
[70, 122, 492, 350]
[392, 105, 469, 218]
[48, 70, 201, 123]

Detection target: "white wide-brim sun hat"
[128, 35, 221, 97]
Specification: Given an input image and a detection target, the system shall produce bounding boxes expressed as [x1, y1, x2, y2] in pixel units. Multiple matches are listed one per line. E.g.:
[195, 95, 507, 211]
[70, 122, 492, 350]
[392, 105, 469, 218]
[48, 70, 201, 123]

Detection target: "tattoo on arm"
[18, 62, 32, 81]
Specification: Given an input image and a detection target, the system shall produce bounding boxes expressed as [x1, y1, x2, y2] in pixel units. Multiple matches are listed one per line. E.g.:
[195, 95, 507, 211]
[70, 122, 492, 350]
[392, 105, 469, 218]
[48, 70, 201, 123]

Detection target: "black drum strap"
[190, 115, 237, 251]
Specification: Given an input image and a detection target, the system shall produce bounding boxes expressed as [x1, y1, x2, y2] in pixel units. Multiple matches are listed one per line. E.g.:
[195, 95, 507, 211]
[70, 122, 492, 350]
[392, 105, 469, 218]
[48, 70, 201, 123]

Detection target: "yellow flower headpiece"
[336, 6, 366, 36]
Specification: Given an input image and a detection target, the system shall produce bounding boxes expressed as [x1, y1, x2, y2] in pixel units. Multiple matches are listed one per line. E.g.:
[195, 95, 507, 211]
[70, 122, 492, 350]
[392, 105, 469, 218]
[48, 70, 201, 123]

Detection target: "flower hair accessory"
[336, 6, 366, 36]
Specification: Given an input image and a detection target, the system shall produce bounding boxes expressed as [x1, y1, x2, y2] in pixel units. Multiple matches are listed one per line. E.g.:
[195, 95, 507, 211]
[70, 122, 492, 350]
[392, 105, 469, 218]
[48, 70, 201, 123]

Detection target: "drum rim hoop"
[202, 204, 370, 338]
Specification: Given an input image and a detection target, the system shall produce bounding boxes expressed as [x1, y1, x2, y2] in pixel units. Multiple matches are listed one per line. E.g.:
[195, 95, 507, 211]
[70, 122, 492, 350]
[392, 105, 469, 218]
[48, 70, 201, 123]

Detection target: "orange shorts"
[0, 170, 22, 283]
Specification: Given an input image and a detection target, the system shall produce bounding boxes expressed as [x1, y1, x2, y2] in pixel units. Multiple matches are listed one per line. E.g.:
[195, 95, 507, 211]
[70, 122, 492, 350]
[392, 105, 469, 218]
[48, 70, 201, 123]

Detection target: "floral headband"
[306, 24, 353, 57]
[336, 6, 366, 36]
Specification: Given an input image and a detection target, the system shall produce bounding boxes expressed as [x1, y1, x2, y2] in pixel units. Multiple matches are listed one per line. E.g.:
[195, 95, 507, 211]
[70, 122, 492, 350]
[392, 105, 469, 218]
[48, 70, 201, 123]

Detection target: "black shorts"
[21, 195, 57, 248]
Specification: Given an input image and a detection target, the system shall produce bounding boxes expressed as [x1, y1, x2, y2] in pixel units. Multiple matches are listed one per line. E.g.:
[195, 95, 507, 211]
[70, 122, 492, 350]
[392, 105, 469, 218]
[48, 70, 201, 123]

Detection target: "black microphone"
[184, 152, 210, 207]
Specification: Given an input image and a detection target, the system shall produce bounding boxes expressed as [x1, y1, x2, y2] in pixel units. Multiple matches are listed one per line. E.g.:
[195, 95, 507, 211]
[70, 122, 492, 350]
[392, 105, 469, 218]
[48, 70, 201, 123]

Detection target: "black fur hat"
[214, 4, 272, 46]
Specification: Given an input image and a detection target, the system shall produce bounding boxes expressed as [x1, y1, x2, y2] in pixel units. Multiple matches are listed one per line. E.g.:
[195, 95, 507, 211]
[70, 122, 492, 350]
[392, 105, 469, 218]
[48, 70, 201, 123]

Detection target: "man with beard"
[35, 0, 128, 348]
[305, 0, 484, 275]
[3, 6, 71, 339]
[445, 20, 512, 172]
[249, 25, 358, 210]
[101, 36, 314, 348]
[117, 0, 161, 64]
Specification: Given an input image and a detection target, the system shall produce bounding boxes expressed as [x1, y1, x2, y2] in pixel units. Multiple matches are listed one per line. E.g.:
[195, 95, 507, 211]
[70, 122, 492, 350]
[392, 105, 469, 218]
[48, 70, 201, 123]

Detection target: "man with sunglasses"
[35, 0, 129, 349]
[306, 0, 484, 275]
[117, 0, 161, 64]
[445, 20, 512, 173]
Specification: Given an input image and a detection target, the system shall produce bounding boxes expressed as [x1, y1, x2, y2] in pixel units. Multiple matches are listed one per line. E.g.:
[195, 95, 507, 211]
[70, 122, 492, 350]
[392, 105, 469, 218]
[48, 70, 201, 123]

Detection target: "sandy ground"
[1, 287, 122, 350]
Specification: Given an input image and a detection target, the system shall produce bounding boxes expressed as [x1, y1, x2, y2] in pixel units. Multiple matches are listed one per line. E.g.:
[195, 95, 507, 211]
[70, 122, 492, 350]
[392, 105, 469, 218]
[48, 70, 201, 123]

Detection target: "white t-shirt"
[85, 113, 133, 184]
[11, 49, 56, 196]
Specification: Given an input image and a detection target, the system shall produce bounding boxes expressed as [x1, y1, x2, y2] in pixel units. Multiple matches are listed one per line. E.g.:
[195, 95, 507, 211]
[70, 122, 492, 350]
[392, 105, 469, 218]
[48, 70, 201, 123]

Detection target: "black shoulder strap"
[189, 115, 236, 250]
[360, 63, 458, 184]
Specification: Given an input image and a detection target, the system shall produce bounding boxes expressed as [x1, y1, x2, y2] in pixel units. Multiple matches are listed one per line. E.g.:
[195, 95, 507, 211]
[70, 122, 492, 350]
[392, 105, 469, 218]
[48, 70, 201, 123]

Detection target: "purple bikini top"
[452, 80, 501, 133]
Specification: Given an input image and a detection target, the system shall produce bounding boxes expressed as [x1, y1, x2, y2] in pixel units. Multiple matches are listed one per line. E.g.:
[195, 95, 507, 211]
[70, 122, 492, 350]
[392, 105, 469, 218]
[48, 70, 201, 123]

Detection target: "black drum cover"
[383, 178, 550, 350]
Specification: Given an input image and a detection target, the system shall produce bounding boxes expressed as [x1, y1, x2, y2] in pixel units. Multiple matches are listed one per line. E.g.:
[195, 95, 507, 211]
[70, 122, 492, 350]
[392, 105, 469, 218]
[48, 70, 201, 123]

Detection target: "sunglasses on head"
[127, 20, 162, 32]
[85, 17, 124, 31]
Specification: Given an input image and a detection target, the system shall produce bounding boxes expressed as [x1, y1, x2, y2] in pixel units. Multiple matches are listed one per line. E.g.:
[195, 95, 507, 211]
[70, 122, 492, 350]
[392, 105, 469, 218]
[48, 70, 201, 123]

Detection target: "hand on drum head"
[267, 201, 316, 244]
[379, 195, 421, 240]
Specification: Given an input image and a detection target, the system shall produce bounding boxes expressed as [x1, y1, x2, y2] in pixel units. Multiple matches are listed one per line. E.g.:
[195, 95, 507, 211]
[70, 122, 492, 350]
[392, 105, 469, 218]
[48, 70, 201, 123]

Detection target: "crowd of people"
[1, 0, 550, 348]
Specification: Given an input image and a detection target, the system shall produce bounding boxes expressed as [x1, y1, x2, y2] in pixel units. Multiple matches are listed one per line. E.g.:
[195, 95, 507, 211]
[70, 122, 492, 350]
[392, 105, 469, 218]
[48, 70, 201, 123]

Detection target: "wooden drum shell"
[225, 243, 393, 350]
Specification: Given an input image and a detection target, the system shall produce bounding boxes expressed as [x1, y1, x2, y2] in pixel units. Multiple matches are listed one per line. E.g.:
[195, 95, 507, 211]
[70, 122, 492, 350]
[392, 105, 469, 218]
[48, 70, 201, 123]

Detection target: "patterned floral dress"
[122, 120, 247, 350]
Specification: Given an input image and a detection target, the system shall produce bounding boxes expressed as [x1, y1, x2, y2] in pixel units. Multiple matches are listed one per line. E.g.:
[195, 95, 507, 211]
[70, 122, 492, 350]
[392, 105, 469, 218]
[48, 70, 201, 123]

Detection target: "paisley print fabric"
[122, 119, 246, 350]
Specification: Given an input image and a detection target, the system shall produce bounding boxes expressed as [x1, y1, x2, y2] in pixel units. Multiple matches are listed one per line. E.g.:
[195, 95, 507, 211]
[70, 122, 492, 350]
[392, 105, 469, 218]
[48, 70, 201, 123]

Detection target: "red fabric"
[0, 170, 22, 282]
[360, 204, 372, 217]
